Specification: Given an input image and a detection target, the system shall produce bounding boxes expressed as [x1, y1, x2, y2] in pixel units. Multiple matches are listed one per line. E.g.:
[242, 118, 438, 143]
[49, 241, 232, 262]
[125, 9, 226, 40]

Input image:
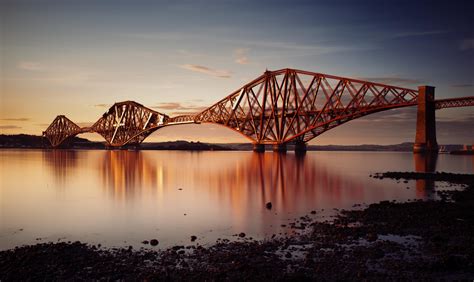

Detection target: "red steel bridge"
[43, 68, 474, 153]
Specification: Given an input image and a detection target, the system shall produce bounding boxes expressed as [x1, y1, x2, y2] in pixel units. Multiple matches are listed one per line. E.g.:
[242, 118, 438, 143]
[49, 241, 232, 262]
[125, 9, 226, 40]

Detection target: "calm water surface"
[1, 150, 472, 250]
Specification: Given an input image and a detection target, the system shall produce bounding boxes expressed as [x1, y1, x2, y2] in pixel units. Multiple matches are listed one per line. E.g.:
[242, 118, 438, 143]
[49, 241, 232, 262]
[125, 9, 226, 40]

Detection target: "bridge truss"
[43, 68, 474, 148]
[195, 69, 419, 144]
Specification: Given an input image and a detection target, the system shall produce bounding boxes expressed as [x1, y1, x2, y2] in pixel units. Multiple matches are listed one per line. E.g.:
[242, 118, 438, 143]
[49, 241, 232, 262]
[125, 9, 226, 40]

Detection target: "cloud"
[153, 102, 183, 110]
[17, 61, 46, 71]
[180, 64, 231, 78]
[392, 30, 447, 39]
[438, 112, 474, 123]
[0, 125, 22, 129]
[459, 39, 474, 50]
[225, 38, 372, 59]
[76, 122, 94, 127]
[1, 117, 30, 121]
[152, 102, 207, 114]
[359, 76, 422, 86]
[234, 48, 250, 65]
[94, 104, 109, 108]
[356, 107, 417, 123]
[451, 84, 474, 88]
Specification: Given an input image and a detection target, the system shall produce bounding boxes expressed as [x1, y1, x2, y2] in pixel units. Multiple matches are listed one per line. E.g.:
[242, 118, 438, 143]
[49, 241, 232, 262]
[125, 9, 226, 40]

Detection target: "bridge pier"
[414, 86, 438, 153]
[272, 144, 287, 153]
[252, 143, 265, 152]
[294, 141, 307, 154]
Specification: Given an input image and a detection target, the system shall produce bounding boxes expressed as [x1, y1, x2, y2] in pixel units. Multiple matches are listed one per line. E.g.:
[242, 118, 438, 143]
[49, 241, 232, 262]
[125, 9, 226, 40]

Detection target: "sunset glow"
[1, 0, 473, 144]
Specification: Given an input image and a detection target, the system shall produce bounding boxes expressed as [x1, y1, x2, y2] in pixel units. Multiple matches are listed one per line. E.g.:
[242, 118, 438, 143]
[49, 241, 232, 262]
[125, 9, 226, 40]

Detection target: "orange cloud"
[0, 125, 22, 129]
[152, 102, 207, 115]
[17, 61, 46, 71]
[180, 64, 231, 78]
[1, 118, 30, 121]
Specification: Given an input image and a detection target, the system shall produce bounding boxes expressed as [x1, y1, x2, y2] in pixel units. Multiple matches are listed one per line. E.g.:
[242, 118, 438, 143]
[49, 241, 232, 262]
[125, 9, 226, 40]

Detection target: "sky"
[1, 0, 473, 145]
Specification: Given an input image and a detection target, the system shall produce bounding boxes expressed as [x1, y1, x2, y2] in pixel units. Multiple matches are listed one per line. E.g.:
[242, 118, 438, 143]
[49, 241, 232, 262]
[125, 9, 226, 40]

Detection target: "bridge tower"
[414, 86, 438, 153]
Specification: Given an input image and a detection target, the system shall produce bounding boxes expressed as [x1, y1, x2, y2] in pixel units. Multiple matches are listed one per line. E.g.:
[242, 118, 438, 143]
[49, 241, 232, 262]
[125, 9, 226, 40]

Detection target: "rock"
[310, 210, 316, 215]
[191, 235, 197, 242]
[266, 202, 272, 209]
[366, 233, 378, 242]
[238, 232, 246, 238]
[142, 240, 149, 245]
[150, 239, 159, 246]
[285, 252, 292, 258]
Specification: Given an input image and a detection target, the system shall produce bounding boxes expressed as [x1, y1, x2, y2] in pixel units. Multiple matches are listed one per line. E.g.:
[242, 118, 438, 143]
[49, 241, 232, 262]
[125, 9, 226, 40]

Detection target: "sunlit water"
[1, 149, 472, 250]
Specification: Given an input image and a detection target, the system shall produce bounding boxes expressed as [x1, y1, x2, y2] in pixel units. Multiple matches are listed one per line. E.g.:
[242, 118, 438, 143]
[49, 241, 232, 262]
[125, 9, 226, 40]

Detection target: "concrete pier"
[414, 86, 438, 153]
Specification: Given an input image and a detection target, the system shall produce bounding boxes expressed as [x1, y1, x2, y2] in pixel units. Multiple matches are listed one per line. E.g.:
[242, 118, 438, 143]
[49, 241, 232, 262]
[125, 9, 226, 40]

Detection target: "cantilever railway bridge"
[43, 68, 474, 152]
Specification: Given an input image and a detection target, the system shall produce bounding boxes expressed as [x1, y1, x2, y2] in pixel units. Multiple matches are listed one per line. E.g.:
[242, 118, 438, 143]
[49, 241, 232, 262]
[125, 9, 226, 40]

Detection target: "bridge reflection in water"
[42, 150, 80, 187]
[12, 149, 467, 248]
[40, 151, 432, 226]
[40, 151, 452, 204]
[413, 153, 438, 199]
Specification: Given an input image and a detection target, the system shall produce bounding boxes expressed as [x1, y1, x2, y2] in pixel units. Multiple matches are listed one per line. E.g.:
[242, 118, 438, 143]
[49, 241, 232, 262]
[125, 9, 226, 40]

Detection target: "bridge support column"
[253, 143, 265, 153]
[273, 143, 287, 153]
[294, 141, 307, 154]
[414, 86, 438, 153]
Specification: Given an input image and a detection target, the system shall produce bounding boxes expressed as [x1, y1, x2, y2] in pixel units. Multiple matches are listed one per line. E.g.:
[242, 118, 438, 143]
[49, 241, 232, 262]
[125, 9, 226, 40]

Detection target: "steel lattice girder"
[195, 68, 419, 144]
[435, 96, 474, 109]
[43, 115, 83, 147]
[91, 101, 169, 146]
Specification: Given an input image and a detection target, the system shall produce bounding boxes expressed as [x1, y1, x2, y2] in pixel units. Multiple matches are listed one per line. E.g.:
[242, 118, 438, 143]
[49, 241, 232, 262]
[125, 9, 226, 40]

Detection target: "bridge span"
[43, 68, 474, 153]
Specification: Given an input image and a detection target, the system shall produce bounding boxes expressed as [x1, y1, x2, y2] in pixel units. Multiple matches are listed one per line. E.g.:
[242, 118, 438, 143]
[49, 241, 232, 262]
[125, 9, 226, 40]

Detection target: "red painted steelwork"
[42, 68, 474, 148]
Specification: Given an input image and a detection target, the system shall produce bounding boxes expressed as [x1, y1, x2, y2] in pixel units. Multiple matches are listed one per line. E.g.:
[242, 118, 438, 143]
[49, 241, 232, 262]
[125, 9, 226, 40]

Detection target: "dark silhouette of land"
[0, 134, 467, 152]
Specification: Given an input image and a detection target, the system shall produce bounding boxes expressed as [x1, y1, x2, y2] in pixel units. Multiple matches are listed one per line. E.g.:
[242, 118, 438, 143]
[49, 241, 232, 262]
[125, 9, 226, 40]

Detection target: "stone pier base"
[252, 143, 265, 153]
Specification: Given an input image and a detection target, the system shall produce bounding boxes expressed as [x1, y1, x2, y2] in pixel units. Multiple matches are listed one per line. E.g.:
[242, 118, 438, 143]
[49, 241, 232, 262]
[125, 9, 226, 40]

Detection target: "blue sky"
[1, 0, 473, 144]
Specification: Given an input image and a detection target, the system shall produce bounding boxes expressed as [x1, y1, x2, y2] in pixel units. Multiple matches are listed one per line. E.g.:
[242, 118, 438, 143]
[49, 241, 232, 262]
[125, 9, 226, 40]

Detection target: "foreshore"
[1, 172, 473, 280]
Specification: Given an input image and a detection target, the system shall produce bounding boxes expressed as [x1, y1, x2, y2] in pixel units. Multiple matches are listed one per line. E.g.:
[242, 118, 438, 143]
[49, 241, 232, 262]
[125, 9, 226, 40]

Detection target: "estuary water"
[1, 149, 472, 250]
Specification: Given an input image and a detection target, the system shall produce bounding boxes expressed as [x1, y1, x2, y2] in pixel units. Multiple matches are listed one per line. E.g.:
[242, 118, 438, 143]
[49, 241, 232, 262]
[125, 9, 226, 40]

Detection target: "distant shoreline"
[0, 134, 469, 152]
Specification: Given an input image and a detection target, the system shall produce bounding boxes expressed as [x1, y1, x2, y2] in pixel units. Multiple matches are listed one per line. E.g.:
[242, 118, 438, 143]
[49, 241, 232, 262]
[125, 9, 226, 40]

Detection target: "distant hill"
[0, 135, 225, 151]
[0, 134, 465, 152]
[0, 134, 104, 149]
[140, 141, 228, 151]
